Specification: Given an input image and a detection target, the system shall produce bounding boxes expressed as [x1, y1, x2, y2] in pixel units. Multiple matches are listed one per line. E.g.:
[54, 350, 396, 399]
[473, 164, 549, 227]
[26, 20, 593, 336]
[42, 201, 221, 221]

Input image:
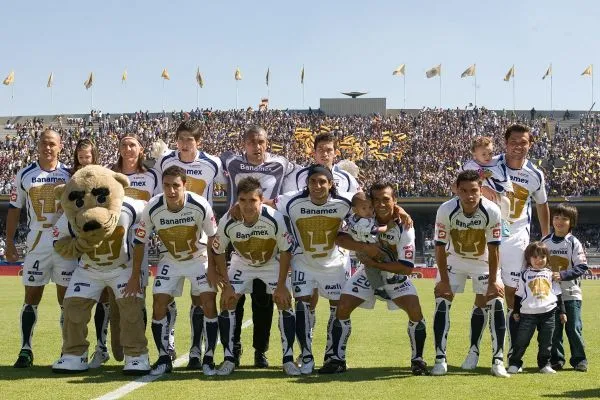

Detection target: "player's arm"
[434, 208, 453, 298]
[273, 250, 293, 310]
[209, 218, 232, 289]
[5, 207, 21, 262]
[124, 205, 153, 296]
[485, 207, 503, 297]
[359, 256, 414, 275]
[336, 232, 384, 259]
[536, 202, 550, 237]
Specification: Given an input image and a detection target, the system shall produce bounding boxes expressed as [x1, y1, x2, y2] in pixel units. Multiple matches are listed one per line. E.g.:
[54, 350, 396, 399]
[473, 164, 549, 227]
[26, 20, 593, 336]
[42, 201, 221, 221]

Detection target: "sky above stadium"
[1, 0, 598, 115]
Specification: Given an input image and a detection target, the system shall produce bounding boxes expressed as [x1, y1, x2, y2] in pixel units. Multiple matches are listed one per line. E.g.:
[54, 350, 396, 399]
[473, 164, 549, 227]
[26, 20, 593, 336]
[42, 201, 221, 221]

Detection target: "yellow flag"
[504, 65, 515, 81]
[542, 64, 552, 80]
[426, 64, 441, 78]
[2, 70, 14, 85]
[235, 67, 242, 81]
[461, 64, 476, 78]
[84, 72, 93, 89]
[393, 64, 405, 76]
[196, 67, 204, 88]
[161, 68, 170, 80]
[271, 143, 283, 153]
[47, 72, 53, 88]
[122, 69, 128, 83]
[581, 65, 593, 76]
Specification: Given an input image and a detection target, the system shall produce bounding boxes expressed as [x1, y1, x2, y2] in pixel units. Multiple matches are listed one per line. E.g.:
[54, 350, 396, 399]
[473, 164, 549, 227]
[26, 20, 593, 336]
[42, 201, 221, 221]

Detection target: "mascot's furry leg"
[117, 296, 150, 375]
[52, 297, 95, 373]
[109, 289, 124, 362]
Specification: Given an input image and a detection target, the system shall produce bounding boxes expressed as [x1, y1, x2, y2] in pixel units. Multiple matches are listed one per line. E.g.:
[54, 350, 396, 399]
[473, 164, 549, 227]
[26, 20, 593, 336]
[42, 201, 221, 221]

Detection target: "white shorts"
[436, 267, 501, 295]
[500, 229, 529, 288]
[152, 257, 215, 297]
[22, 230, 77, 287]
[65, 266, 140, 300]
[291, 257, 346, 300]
[342, 266, 417, 310]
[228, 261, 290, 295]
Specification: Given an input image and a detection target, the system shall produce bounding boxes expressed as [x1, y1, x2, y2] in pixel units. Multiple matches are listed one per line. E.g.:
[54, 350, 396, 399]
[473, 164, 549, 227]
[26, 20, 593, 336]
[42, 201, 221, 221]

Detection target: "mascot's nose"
[83, 220, 102, 232]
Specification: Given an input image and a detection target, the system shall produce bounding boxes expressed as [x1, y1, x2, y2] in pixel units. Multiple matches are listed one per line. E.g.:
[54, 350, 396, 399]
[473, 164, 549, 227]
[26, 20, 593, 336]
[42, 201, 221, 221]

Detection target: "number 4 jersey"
[135, 191, 217, 263]
[434, 197, 502, 275]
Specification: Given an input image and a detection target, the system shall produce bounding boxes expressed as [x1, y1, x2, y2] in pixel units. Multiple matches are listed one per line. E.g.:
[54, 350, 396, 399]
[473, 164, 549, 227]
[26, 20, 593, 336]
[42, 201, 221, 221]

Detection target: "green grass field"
[0, 277, 598, 400]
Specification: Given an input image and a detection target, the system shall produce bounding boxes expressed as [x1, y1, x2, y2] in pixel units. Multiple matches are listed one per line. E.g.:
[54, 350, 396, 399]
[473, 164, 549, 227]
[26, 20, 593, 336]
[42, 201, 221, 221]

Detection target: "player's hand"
[481, 186, 500, 204]
[513, 313, 520, 322]
[5, 242, 18, 263]
[434, 280, 453, 299]
[486, 280, 505, 299]
[393, 205, 413, 228]
[122, 273, 142, 297]
[207, 265, 225, 288]
[229, 203, 242, 221]
[273, 284, 292, 310]
[360, 243, 386, 260]
[552, 272, 561, 281]
[222, 285, 237, 309]
[356, 252, 377, 268]
[559, 313, 567, 324]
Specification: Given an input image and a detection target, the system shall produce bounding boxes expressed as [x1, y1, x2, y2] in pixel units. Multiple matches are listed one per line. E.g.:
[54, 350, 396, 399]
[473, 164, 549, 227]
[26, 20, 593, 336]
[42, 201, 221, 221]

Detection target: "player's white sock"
[94, 302, 110, 352]
[324, 305, 337, 360]
[468, 306, 488, 355]
[20, 304, 38, 351]
[295, 300, 313, 357]
[309, 308, 316, 339]
[506, 308, 517, 359]
[167, 300, 177, 351]
[278, 309, 296, 364]
[151, 317, 169, 356]
[433, 298, 452, 360]
[489, 298, 506, 362]
[330, 318, 351, 361]
[203, 317, 218, 363]
[408, 319, 427, 360]
[59, 305, 65, 340]
[190, 305, 205, 359]
[218, 310, 235, 362]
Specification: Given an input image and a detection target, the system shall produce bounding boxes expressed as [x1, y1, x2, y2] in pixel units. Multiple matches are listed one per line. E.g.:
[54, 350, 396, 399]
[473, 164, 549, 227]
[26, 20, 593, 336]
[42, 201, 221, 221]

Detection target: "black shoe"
[318, 358, 347, 374]
[551, 362, 564, 371]
[14, 349, 33, 368]
[150, 355, 173, 376]
[186, 356, 202, 370]
[254, 351, 269, 368]
[233, 343, 243, 367]
[168, 348, 177, 362]
[411, 359, 430, 376]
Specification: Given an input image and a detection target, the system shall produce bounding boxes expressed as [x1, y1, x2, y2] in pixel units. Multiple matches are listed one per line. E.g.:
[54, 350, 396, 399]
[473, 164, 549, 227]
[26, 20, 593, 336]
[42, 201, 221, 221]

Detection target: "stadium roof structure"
[341, 91, 368, 98]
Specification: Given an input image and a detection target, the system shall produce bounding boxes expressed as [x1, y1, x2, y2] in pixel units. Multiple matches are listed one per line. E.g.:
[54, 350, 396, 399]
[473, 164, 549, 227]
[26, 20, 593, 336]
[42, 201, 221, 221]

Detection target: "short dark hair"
[162, 165, 187, 183]
[551, 203, 578, 231]
[523, 241, 550, 268]
[242, 125, 267, 141]
[504, 123, 533, 143]
[456, 170, 482, 187]
[237, 177, 263, 197]
[351, 191, 371, 207]
[369, 182, 396, 199]
[314, 132, 337, 149]
[175, 120, 202, 141]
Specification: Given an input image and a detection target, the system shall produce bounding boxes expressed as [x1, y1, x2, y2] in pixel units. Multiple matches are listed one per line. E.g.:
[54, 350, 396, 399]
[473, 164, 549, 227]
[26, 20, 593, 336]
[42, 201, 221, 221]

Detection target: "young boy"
[541, 204, 588, 372]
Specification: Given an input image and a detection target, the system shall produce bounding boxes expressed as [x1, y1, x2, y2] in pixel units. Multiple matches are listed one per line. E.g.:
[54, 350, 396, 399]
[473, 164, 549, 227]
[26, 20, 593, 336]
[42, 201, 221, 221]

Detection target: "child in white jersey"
[508, 242, 567, 374]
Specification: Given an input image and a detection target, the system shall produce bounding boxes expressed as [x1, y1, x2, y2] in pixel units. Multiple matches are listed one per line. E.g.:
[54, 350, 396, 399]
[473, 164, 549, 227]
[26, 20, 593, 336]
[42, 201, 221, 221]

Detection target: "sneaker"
[491, 360, 510, 378]
[123, 353, 151, 376]
[283, 361, 301, 376]
[507, 365, 522, 374]
[254, 351, 269, 368]
[14, 349, 33, 368]
[540, 365, 556, 374]
[216, 360, 235, 376]
[88, 350, 110, 369]
[202, 362, 216, 376]
[300, 355, 315, 375]
[149, 355, 173, 376]
[167, 348, 177, 362]
[317, 358, 347, 374]
[574, 361, 588, 372]
[551, 362, 564, 371]
[460, 352, 479, 370]
[233, 343, 243, 368]
[186, 356, 202, 370]
[431, 359, 448, 376]
[411, 359, 430, 376]
[52, 353, 89, 373]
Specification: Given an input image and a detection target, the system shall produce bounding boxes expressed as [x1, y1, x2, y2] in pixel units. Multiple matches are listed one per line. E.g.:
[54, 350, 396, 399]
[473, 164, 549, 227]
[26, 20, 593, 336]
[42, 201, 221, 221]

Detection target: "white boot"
[123, 353, 151, 376]
[52, 352, 89, 373]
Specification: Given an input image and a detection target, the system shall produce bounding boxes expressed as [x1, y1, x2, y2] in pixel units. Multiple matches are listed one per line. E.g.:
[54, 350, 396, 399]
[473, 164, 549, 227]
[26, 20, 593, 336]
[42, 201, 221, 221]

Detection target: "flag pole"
[90, 86, 93, 111]
[439, 73, 442, 109]
[512, 74, 516, 113]
[403, 75, 406, 110]
[196, 85, 199, 109]
[236, 81, 239, 109]
[11, 84, 14, 118]
[302, 82, 305, 108]
[592, 64, 594, 107]
[162, 78, 165, 112]
[474, 67, 477, 107]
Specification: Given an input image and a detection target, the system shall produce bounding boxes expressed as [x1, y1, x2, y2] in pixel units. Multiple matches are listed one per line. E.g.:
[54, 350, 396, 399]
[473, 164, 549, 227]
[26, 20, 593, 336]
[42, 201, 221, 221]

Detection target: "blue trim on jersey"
[488, 240, 501, 246]
[398, 259, 414, 269]
[8, 204, 19, 209]
[148, 195, 165, 217]
[20, 163, 38, 191]
[331, 192, 352, 213]
[133, 238, 144, 245]
[525, 160, 543, 191]
[296, 166, 310, 189]
[148, 169, 159, 191]
[333, 165, 352, 189]
[478, 200, 490, 225]
[223, 217, 237, 240]
[122, 201, 136, 229]
[448, 198, 460, 221]
[435, 240, 446, 246]
[160, 151, 177, 170]
[187, 193, 207, 215]
[199, 152, 219, 181]
[68, 222, 75, 238]
[261, 207, 279, 235]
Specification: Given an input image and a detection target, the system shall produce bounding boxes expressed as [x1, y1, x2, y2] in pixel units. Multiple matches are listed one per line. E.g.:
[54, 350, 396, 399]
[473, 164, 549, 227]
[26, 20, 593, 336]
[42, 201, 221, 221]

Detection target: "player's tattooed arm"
[336, 232, 385, 259]
[434, 243, 453, 300]
[392, 205, 413, 228]
[210, 251, 230, 289]
[123, 242, 144, 297]
[273, 250, 293, 310]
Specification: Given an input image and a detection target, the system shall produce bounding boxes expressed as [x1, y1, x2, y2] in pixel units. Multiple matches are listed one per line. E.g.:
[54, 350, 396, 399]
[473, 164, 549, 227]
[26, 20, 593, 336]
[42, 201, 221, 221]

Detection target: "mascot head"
[55, 165, 129, 244]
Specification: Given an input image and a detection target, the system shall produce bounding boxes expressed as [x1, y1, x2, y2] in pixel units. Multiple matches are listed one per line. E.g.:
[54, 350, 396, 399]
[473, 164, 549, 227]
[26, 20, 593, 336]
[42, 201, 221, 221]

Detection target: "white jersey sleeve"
[485, 202, 502, 244]
[201, 201, 218, 237]
[273, 191, 301, 217]
[434, 206, 451, 245]
[52, 214, 71, 242]
[396, 226, 416, 265]
[213, 214, 232, 255]
[274, 211, 294, 253]
[134, 198, 156, 245]
[9, 170, 25, 208]
[282, 165, 304, 193]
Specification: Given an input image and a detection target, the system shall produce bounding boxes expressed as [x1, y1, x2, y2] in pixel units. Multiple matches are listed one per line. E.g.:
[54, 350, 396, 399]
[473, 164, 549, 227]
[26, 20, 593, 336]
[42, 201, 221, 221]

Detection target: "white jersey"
[515, 267, 562, 314]
[10, 161, 71, 231]
[154, 150, 226, 204]
[347, 214, 378, 244]
[434, 197, 502, 274]
[377, 221, 416, 281]
[541, 233, 588, 301]
[283, 163, 359, 194]
[123, 170, 158, 201]
[135, 191, 217, 263]
[460, 159, 513, 194]
[497, 155, 547, 235]
[213, 205, 293, 268]
[274, 190, 353, 269]
[54, 197, 144, 271]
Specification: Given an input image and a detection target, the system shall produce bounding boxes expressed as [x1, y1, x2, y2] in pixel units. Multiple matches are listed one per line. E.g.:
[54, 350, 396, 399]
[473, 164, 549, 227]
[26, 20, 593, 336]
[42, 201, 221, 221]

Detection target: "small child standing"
[541, 204, 588, 372]
[508, 242, 567, 374]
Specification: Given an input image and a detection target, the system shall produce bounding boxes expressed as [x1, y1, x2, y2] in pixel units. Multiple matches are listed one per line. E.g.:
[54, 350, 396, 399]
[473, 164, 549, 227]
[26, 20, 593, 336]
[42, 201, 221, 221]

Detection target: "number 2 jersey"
[53, 197, 145, 271]
[434, 197, 502, 274]
[134, 191, 217, 263]
[213, 205, 293, 268]
[540, 233, 588, 301]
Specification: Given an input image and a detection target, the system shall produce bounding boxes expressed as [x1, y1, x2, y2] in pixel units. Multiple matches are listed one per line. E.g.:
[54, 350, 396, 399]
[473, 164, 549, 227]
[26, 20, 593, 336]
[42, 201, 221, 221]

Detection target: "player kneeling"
[211, 178, 300, 376]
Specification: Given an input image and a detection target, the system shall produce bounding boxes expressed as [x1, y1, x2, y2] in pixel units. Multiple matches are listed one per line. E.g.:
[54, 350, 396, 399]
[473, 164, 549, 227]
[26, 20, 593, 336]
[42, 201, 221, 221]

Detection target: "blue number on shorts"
[161, 265, 170, 276]
[356, 275, 370, 288]
[233, 270, 242, 280]
[294, 271, 305, 282]
[32, 260, 40, 271]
